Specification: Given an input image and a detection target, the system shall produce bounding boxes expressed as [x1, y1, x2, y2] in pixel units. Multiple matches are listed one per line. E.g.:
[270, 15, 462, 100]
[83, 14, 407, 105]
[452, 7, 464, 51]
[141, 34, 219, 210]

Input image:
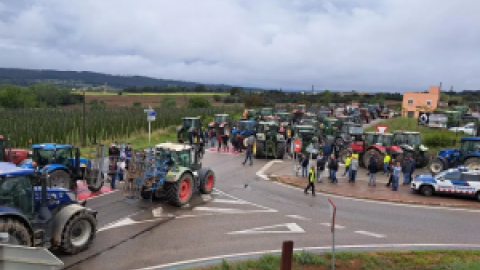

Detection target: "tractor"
[292, 125, 320, 159]
[333, 122, 364, 146]
[392, 131, 430, 168]
[177, 117, 203, 143]
[274, 112, 292, 139]
[0, 162, 97, 254]
[321, 117, 341, 140]
[299, 119, 322, 139]
[316, 111, 331, 122]
[260, 107, 274, 120]
[208, 114, 232, 136]
[340, 132, 403, 168]
[292, 104, 307, 124]
[125, 142, 215, 206]
[428, 137, 480, 174]
[0, 135, 30, 165]
[20, 143, 103, 192]
[242, 109, 259, 121]
[253, 121, 286, 159]
[234, 120, 257, 150]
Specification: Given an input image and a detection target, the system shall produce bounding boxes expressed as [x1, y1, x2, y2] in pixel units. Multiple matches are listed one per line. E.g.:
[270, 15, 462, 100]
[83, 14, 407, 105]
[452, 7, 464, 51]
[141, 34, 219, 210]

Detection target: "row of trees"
[0, 84, 82, 108]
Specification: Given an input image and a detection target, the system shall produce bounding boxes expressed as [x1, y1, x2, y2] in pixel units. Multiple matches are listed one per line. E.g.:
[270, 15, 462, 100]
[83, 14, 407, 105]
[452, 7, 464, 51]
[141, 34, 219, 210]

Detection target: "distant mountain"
[0, 67, 235, 89]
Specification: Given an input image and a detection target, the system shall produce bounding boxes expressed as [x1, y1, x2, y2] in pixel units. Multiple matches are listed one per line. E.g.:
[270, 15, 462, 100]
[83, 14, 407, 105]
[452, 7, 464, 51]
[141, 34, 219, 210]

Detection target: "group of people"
[301, 144, 417, 196]
[108, 142, 132, 189]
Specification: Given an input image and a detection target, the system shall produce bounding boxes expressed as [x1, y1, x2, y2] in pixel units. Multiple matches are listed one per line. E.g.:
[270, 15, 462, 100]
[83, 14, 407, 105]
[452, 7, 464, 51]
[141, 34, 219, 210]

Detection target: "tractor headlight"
[257, 133, 265, 139]
[277, 134, 284, 140]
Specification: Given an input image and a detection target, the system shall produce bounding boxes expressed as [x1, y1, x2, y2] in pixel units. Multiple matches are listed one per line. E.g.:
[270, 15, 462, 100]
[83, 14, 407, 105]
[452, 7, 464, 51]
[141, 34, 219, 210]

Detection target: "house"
[402, 85, 440, 118]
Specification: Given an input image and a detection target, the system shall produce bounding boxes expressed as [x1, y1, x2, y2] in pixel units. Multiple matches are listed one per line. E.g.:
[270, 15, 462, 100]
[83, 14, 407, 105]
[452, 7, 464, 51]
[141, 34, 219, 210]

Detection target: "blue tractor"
[20, 143, 102, 192]
[234, 120, 257, 150]
[428, 137, 480, 174]
[0, 162, 97, 254]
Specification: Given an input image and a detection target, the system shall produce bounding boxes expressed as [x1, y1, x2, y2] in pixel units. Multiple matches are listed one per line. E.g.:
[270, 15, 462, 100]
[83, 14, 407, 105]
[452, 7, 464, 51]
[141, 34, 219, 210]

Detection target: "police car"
[411, 167, 480, 202]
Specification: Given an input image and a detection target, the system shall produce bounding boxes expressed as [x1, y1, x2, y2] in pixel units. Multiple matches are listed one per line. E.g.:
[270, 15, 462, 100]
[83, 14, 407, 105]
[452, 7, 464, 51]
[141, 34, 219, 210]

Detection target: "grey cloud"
[0, 0, 479, 91]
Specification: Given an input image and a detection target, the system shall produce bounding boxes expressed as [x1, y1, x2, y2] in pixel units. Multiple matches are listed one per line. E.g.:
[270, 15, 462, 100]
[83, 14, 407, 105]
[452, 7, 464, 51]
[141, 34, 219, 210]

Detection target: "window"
[0, 176, 34, 217]
[408, 99, 413, 105]
[407, 111, 414, 118]
[426, 100, 432, 106]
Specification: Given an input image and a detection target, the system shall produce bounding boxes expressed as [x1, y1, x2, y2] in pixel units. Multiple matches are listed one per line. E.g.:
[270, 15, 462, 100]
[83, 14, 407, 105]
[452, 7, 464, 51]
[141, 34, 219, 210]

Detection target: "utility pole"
[82, 90, 86, 146]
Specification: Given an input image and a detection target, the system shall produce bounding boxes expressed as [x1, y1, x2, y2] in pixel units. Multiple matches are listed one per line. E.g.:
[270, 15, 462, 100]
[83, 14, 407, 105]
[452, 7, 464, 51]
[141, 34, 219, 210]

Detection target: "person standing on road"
[243, 134, 254, 166]
[383, 153, 391, 175]
[368, 155, 378, 186]
[343, 152, 352, 176]
[409, 156, 416, 184]
[124, 143, 132, 170]
[222, 133, 229, 152]
[402, 158, 411, 185]
[392, 161, 401, 191]
[203, 128, 209, 146]
[304, 164, 316, 196]
[323, 141, 331, 162]
[217, 132, 222, 152]
[329, 155, 339, 183]
[316, 153, 325, 183]
[349, 154, 358, 183]
[301, 154, 309, 178]
[210, 129, 216, 148]
[333, 142, 341, 159]
[386, 159, 395, 187]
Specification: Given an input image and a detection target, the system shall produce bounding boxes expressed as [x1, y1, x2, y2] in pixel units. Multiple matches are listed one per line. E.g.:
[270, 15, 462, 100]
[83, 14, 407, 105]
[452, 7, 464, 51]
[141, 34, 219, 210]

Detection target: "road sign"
[294, 138, 301, 153]
[376, 125, 388, 133]
[328, 198, 336, 233]
[147, 111, 156, 122]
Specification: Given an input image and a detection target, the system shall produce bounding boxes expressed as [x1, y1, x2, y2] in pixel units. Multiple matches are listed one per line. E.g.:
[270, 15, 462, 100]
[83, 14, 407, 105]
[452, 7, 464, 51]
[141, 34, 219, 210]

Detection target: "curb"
[270, 176, 480, 209]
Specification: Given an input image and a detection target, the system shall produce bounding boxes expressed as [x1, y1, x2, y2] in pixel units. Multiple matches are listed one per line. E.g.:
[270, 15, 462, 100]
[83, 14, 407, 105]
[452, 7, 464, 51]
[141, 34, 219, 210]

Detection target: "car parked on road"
[448, 122, 476, 135]
[411, 167, 480, 201]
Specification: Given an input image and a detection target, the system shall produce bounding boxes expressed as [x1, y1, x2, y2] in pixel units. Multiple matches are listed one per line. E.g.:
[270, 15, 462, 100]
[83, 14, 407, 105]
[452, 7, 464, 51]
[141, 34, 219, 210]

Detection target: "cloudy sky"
[0, 0, 479, 92]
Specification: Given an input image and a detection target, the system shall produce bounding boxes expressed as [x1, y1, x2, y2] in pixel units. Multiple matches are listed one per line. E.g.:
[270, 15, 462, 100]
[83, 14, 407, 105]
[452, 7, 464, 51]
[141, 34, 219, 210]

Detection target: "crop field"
[0, 106, 242, 148]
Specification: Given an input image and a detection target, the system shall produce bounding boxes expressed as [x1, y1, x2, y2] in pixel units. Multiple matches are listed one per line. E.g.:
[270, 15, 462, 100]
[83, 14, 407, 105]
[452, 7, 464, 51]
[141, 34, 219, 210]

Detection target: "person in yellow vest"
[383, 153, 391, 175]
[304, 164, 316, 196]
[342, 152, 352, 176]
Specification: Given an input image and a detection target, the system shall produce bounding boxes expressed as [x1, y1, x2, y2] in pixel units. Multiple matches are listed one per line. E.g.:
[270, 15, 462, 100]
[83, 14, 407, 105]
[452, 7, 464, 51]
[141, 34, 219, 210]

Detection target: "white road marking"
[213, 188, 277, 212]
[133, 244, 480, 270]
[201, 195, 212, 202]
[268, 177, 480, 213]
[181, 203, 190, 208]
[194, 207, 254, 213]
[78, 189, 119, 203]
[256, 160, 284, 180]
[212, 199, 250, 204]
[152, 207, 163, 217]
[320, 223, 345, 229]
[355, 231, 386, 238]
[286, 215, 311, 221]
[227, 223, 305, 235]
[98, 216, 172, 232]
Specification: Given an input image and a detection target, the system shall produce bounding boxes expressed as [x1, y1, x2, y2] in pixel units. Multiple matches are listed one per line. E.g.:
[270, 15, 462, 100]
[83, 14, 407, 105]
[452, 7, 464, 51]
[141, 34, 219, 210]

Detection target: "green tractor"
[208, 114, 232, 136]
[243, 109, 259, 121]
[292, 104, 307, 124]
[292, 125, 320, 159]
[253, 121, 286, 159]
[392, 131, 430, 168]
[177, 117, 203, 143]
[299, 119, 322, 139]
[321, 117, 340, 139]
[275, 112, 293, 139]
[260, 107, 274, 120]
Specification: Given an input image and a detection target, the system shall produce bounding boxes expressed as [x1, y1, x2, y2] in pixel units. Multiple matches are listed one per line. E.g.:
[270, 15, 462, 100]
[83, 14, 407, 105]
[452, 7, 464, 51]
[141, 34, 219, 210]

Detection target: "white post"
[149, 121, 151, 143]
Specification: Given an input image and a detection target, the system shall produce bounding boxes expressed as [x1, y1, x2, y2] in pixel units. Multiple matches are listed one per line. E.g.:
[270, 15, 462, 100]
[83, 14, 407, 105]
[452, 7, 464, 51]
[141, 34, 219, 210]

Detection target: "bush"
[213, 95, 222, 102]
[223, 96, 237, 103]
[133, 102, 142, 107]
[244, 94, 264, 107]
[188, 97, 211, 108]
[118, 91, 123, 95]
[161, 96, 177, 108]
[423, 132, 457, 148]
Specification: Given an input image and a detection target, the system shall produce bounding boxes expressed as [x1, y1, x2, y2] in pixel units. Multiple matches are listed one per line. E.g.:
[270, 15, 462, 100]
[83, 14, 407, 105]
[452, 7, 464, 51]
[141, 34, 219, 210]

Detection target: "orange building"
[402, 85, 440, 118]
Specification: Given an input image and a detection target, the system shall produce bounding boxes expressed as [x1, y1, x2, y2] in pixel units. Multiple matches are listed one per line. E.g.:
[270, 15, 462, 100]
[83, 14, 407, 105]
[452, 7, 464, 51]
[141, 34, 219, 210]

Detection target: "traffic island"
[271, 175, 480, 208]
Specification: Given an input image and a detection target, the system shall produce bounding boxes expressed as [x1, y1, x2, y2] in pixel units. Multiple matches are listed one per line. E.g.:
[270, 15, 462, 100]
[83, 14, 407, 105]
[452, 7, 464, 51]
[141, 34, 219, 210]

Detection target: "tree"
[213, 95, 222, 102]
[244, 94, 264, 107]
[194, 84, 207, 92]
[188, 97, 211, 108]
[161, 96, 177, 108]
[230, 87, 243, 96]
[322, 90, 332, 105]
[0, 84, 37, 108]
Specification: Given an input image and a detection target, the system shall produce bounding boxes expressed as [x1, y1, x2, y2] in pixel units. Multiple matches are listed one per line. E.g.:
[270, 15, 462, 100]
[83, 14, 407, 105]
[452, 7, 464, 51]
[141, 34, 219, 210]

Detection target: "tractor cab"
[303, 112, 316, 121]
[177, 117, 203, 143]
[293, 125, 320, 158]
[317, 111, 330, 122]
[208, 114, 231, 135]
[321, 118, 340, 136]
[243, 109, 258, 121]
[274, 112, 292, 138]
[334, 122, 363, 145]
[236, 120, 257, 136]
[0, 162, 97, 254]
[212, 114, 230, 125]
[292, 104, 307, 124]
[393, 131, 429, 166]
[260, 108, 274, 120]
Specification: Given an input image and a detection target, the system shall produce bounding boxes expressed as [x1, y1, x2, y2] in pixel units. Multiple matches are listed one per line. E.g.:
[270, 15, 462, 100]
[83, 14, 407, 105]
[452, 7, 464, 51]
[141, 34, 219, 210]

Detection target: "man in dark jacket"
[368, 155, 378, 186]
[328, 155, 339, 183]
[402, 158, 412, 185]
[323, 142, 331, 162]
[301, 155, 309, 177]
[409, 156, 416, 184]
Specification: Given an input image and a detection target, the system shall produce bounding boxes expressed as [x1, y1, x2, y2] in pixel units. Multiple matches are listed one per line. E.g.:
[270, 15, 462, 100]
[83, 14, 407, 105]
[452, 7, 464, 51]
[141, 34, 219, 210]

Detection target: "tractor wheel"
[140, 186, 153, 200]
[200, 170, 215, 194]
[429, 158, 445, 174]
[60, 211, 96, 255]
[339, 149, 351, 164]
[417, 151, 430, 168]
[0, 217, 32, 246]
[254, 141, 265, 158]
[420, 185, 434, 197]
[165, 173, 194, 206]
[276, 142, 286, 159]
[86, 169, 104, 192]
[476, 192, 480, 202]
[464, 158, 480, 171]
[50, 170, 74, 190]
[363, 149, 383, 169]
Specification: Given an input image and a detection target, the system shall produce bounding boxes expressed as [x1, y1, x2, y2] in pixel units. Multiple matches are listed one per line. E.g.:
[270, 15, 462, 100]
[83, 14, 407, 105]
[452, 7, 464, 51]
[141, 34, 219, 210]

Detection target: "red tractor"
[0, 135, 30, 165]
[340, 132, 404, 168]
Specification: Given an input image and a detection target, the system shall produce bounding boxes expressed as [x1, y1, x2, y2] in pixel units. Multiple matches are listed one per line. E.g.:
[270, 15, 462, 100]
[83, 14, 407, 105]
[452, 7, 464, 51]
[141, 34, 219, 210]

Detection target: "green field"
[73, 92, 229, 96]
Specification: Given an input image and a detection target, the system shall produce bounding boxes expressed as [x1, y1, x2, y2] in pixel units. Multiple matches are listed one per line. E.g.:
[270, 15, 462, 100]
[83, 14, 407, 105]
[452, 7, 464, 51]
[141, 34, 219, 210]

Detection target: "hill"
[0, 67, 233, 90]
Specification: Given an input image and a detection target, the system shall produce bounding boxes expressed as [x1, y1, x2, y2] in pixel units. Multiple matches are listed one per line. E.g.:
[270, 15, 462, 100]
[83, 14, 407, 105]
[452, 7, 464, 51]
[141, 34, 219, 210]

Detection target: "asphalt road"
[61, 144, 480, 270]
[59, 118, 478, 270]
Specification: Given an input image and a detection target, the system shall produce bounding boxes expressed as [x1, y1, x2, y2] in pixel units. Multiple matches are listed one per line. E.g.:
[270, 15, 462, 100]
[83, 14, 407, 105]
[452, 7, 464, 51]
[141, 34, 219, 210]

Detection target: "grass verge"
[199, 250, 480, 270]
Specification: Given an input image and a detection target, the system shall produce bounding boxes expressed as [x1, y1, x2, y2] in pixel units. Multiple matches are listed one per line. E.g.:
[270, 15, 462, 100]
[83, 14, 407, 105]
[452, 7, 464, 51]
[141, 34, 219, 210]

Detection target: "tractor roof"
[275, 112, 290, 115]
[460, 137, 480, 142]
[182, 117, 200, 120]
[32, 143, 72, 150]
[259, 121, 276, 125]
[155, 142, 192, 151]
[325, 118, 338, 121]
[214, 114, 229, 116]
[238, 120, 256, 124]
[296, 125, 314, 129]
[0, 162, 35, 176]
[394, 131, 420, 135]
[365, 132, 393, 136]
